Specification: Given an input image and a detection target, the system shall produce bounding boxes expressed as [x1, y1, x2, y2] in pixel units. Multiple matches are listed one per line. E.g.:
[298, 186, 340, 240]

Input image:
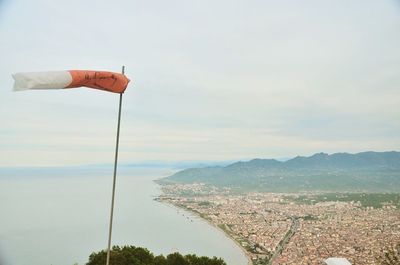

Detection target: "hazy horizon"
[0, 150, 398, 169]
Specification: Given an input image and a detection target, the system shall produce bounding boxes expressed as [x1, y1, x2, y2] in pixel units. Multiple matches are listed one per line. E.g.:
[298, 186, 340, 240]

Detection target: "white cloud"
[0, 0, 399, 166]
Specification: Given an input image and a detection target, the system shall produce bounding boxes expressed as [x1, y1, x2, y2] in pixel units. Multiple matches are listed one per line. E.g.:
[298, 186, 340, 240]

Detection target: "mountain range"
[158, 151, 400, 192]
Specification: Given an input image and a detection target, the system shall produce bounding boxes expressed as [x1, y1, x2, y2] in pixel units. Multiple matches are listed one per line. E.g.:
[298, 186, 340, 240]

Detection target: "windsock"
[12, 70, 130, 93]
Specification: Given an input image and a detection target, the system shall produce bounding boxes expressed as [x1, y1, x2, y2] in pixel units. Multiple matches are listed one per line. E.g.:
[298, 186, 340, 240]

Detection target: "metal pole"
[106, 66, 125, 265]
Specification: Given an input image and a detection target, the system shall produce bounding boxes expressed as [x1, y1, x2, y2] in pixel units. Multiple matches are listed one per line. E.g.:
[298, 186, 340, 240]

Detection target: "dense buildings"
[158, 184, 400, 265]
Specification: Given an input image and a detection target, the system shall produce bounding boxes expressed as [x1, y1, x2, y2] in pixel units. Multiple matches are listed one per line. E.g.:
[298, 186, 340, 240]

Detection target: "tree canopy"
[86, 246, 227, 265]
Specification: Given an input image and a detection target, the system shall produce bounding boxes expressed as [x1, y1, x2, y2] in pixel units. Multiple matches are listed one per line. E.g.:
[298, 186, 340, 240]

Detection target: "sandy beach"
[160, 199, 253, 265]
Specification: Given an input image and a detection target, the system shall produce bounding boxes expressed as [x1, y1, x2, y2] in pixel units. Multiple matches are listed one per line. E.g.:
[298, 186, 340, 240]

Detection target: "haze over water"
[0, 167, 248, 265]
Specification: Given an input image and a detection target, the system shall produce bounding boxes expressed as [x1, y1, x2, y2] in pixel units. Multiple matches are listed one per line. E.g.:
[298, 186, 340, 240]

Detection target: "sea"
[0, 166, 248, 265]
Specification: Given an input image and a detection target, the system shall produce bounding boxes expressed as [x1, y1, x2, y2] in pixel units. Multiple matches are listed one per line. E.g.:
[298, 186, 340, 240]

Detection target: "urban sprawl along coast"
[157, 183, 400, 265]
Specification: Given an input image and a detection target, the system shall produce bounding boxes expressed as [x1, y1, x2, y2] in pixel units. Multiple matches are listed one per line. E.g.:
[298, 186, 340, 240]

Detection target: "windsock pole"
[106, 66, 125, 265]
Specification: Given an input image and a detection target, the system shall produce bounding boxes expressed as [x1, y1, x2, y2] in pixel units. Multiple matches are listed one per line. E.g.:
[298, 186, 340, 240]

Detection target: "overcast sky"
[0, 0, 399, 166]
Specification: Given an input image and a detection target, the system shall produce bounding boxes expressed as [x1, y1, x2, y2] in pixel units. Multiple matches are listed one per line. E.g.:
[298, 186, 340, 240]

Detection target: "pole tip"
[122, 66, 125, 75]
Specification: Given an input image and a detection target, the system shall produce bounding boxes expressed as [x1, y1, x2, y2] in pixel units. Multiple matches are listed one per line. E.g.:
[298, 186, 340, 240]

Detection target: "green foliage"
[86, 245, 226, 265]
[287, 193, 400, 208]
[198, 201, 211, 206]
[302, 214, 318, 221]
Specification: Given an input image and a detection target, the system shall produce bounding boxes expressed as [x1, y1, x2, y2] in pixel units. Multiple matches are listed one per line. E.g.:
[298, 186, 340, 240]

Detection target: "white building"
[324, 257, 352, 265]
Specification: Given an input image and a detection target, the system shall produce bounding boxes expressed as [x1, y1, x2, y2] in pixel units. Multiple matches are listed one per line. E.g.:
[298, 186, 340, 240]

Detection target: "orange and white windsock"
[12, 70, 130, 94]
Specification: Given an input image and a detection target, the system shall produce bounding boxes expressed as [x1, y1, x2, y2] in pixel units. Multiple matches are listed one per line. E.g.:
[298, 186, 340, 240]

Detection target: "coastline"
[158, 199, 253, 265]
[203, 215, 253, 265]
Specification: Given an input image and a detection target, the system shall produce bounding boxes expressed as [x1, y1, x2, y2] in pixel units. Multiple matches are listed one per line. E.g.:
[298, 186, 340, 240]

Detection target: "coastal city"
[158, 183, 400, 265]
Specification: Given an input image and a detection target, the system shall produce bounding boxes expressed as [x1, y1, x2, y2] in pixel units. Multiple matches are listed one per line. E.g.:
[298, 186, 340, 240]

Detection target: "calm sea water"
[0, 167, 248, 265]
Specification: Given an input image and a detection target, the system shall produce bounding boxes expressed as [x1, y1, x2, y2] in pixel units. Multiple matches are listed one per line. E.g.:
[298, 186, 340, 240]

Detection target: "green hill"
[158, 151, 400, 192]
